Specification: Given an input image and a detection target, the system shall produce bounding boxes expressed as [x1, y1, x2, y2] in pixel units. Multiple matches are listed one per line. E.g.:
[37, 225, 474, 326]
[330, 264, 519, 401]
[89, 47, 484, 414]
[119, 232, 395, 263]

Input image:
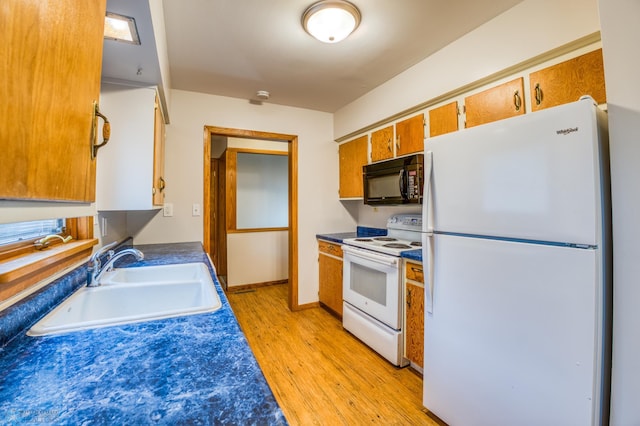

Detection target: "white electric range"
[341, 214, 423, 366]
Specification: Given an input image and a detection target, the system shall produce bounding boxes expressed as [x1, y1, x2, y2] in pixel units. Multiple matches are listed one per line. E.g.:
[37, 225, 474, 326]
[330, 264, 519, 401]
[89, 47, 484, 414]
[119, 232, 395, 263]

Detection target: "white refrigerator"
[421, 97, 611, 426]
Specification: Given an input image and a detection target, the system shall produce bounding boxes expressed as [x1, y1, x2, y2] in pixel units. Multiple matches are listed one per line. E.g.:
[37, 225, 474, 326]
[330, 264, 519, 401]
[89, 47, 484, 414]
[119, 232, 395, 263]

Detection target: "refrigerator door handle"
[424, 151, 434, 233]
[425, 233, 434, 314]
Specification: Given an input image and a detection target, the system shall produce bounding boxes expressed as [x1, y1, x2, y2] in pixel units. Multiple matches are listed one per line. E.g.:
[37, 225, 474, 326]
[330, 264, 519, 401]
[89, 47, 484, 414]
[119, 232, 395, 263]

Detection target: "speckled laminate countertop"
[0, 242, 286, 425]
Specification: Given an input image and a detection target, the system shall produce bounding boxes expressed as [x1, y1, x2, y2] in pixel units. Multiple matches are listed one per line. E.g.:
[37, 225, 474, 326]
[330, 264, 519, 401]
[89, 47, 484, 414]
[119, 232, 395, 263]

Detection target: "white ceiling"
[104, 0, 523, 113]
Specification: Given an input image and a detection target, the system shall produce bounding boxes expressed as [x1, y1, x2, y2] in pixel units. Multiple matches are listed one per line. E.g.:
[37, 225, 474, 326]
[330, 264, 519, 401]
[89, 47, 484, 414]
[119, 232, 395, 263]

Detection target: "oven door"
[342, 245, 402, 330]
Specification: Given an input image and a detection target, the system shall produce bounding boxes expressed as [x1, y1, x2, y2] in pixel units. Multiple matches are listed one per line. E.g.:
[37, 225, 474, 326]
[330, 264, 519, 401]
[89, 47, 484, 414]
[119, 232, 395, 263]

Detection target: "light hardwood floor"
[227, 284, 444, 425]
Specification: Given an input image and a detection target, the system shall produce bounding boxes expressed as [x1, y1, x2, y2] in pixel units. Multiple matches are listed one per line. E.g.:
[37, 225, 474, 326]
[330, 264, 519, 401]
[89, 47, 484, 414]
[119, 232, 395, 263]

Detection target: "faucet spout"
[87, 247, 144, 287]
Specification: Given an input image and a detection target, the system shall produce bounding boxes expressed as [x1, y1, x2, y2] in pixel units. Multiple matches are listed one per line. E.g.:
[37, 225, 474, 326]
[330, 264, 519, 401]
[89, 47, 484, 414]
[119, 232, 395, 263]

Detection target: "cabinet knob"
[513, 90, 522, 111]
[534, 83, 543, 105]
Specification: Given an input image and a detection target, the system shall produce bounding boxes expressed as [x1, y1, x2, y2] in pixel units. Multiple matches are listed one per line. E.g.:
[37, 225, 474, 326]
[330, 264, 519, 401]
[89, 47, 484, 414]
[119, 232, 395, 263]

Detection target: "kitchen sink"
[28, 263, 222, 336]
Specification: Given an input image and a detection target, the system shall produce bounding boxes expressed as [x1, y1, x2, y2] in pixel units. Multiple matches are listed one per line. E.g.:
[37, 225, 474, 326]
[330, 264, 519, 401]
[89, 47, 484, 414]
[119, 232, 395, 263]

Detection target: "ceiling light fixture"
[104, 12, 141, 45]
[302, 0, 361, 44]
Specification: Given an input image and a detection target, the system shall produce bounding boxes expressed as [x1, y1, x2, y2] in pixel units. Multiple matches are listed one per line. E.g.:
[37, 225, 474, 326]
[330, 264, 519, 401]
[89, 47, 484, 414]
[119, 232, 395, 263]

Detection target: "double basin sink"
[28, 263, 222, 336]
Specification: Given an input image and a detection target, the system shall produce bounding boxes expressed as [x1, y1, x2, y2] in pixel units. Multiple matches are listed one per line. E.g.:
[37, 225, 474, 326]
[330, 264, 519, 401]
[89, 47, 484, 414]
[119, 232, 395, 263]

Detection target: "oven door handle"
[341, 245, 399, 266]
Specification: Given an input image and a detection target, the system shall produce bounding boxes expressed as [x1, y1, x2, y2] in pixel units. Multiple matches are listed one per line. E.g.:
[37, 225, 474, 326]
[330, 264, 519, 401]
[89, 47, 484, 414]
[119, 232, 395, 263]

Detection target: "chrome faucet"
[87, 243, 144, 287]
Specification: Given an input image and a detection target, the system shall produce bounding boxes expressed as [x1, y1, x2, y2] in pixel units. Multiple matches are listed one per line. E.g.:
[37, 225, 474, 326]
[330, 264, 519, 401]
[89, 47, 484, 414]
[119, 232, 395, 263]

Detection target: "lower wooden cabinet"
[318, 240, 343, 318]
[404, 260, 424, 369]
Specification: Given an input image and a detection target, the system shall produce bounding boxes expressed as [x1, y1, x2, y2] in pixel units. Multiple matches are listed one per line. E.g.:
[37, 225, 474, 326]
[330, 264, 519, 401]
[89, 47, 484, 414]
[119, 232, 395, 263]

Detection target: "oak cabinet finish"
[318, 240, 343, 318]
[395, 114, 425, 156]
[152, 96, 167, 206]
[371, 126, 395, 162]
[529, 48, 606, 112]
[404, 260, 424, 369]
[429, 101, 459, 137]
[465, 77, 526, 128]
[339, 135, 368, 198]
[0, 0, 107, 201]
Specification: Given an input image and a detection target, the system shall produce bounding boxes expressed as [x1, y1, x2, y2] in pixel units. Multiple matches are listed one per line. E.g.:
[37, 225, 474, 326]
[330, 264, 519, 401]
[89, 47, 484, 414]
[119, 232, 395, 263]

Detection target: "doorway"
[203, 126, 299, 311]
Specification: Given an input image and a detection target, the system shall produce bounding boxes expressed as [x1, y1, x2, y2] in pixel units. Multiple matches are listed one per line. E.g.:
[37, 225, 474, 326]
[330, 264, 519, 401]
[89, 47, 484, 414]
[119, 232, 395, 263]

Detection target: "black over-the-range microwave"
[363, 153, 424, 205]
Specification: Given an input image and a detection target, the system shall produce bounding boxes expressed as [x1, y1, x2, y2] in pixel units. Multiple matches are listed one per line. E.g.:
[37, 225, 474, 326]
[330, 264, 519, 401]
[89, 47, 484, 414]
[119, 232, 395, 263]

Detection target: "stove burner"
[410, 241, 422, 247]
[354, 238, 373, 242]
[383, 243, 412, 249]
[374, 237, 397, 242]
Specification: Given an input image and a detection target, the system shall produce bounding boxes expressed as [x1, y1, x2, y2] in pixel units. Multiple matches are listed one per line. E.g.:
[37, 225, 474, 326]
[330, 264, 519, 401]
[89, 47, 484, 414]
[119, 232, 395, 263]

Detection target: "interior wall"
[227, 231, 288, 287]
[133, 90, 355, 305]
[333, 0, 602, 139]
[598, 0, 640, 424]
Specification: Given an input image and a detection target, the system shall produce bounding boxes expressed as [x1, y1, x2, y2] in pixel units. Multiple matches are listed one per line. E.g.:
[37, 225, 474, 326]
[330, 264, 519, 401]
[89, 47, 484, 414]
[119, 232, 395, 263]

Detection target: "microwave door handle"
[398, 169, 407, 200]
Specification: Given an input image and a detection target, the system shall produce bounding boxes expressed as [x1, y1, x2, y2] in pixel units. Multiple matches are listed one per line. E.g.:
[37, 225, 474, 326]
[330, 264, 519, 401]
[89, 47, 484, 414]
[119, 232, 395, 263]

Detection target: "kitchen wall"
[334, 0, 602, 139]
[133, 90, 355, 305]
[598, 0, 640, 424]
[334, 0, 602, 230]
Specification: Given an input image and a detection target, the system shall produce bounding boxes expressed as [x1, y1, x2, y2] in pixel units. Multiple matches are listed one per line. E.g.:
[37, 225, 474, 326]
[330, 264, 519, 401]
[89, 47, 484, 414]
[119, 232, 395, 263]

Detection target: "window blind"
[0, 219, 64, 245]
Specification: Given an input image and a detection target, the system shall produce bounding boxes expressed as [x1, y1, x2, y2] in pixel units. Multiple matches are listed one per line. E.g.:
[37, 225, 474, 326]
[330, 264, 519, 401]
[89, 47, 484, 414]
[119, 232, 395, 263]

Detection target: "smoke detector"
[255, 90, 270, 100]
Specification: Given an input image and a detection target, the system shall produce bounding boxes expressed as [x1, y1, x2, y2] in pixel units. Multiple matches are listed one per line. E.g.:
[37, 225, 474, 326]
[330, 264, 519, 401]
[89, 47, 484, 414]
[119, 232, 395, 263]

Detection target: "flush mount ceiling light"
[302, 0, 361, 43]
[104, 12, 141, 45]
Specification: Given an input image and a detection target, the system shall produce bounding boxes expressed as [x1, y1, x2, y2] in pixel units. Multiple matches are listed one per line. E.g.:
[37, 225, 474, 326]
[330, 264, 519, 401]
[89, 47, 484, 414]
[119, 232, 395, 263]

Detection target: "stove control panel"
[387, 214, 422, 230]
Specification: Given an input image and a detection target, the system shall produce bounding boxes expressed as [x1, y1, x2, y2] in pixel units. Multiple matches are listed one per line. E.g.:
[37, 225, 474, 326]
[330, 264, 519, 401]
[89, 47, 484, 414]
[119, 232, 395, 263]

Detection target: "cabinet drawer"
[405, 261, 424, 283]
[318, 240, 343, 258]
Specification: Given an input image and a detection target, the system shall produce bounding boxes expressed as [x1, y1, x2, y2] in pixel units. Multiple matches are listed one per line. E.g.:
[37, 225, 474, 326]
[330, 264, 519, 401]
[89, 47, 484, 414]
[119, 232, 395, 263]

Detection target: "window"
[0, 219, 64, 246]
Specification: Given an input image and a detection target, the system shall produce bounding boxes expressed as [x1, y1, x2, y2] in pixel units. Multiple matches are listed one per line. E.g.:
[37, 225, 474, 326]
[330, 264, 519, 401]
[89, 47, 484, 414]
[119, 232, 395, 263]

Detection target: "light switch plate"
[192, 203, 201, 216]
[163, 203, 174, 217]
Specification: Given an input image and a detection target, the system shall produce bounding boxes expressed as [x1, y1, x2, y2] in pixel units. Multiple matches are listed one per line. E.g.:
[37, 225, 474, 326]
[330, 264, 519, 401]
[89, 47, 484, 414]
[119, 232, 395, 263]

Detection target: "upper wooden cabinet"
[429, 101, 459, 137]
[395, 114, 425, 156]
[97, 85, 166, 210]
[0, 0, 107, 202]
[339, 135, 368, 198]
[465, 77, 525, 128]
[529, 49, 606, 112]
[371, 126, 394, 162]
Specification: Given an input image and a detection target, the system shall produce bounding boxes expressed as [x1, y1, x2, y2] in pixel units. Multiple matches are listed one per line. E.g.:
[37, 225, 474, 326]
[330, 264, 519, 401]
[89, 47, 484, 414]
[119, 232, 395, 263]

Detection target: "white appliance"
[421, 97, 611, 426]
[342, 215, 422, 366]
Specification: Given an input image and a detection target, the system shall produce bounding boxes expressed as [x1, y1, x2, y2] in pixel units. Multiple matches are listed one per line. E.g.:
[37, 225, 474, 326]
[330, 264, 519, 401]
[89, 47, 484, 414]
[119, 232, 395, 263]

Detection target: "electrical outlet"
[192, 203, 201, 216]
[163, 203, 174, 217]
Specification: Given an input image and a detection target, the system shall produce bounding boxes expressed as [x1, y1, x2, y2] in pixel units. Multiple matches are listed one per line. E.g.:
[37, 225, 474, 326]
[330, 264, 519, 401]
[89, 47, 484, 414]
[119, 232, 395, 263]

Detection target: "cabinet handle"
[407, 287, 412, 307]
[534, 83, 543, 105]
[387, 138, 392, 152]
[396, 135, 400, 151]
[513, 90, 522, 111]
[91, 101, 111, 159]
[411, 267, 423, 274]
[159, 177, 166, 192]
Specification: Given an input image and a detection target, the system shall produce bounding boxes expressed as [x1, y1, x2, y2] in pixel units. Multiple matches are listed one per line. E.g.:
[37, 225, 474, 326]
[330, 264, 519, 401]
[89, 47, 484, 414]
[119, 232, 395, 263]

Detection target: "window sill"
[0, 239, 98, 301]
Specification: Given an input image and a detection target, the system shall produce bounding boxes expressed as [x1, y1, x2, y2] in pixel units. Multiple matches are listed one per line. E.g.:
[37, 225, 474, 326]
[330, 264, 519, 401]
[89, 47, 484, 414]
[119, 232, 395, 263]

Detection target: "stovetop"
[342, 214, 423, 256]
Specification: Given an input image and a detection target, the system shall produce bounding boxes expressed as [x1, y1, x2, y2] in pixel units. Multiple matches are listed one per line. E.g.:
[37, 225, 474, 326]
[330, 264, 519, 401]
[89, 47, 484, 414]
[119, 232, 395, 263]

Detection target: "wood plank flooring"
[227, 284, 443, 425]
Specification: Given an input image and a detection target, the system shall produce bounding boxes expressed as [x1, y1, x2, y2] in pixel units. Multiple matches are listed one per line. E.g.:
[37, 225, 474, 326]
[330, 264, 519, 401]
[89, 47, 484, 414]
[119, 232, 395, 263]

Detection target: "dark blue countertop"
[317, 227, 422, 262]
[0, 242, 286, 425]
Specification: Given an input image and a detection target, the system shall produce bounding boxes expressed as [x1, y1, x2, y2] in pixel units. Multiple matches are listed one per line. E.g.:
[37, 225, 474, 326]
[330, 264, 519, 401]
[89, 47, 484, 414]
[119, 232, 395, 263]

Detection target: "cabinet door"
[429, 101, 459, 137]
[0, 0, 106, 201]
[405, 281, 424, 368]
[152, 95, 166, 206]
[395, 114, 425, 156]
[529, 49, 606, 112]
[465, 77, 525, 128]
[339, 135, 368, 198]
[318, 242, 343, 318]
[371, 126, 394, 162]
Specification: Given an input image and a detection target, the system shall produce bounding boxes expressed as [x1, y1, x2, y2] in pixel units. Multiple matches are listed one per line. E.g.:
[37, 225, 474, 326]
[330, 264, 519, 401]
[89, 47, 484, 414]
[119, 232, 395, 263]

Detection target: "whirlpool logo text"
[556, 127, 579, 135]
